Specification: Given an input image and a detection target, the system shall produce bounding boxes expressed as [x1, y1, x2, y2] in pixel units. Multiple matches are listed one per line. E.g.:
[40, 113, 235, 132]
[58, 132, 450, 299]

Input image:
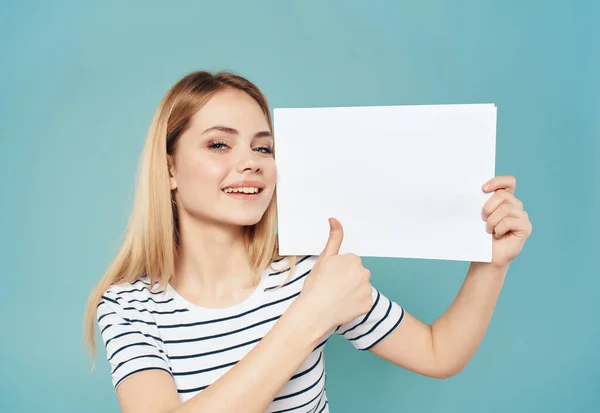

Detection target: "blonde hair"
[83, 70, 295, 367]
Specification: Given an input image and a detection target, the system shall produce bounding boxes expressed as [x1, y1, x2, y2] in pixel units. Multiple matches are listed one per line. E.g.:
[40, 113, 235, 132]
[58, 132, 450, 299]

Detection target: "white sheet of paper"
[273, 103, 497, 262]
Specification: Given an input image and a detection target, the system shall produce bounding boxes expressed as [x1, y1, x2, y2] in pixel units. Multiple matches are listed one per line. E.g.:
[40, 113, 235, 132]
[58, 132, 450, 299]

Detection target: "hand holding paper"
[480, 175, 532, 269]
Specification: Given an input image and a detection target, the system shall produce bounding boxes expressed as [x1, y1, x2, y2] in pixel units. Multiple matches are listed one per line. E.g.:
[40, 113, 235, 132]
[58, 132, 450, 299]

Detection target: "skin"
[115, 88, 533, 413]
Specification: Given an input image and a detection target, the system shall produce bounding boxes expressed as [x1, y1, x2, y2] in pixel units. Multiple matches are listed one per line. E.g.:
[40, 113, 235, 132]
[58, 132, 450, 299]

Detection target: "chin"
[211, 207, 266, 228]
[184, 205, 267, 229]
[229, 213, 266, 227]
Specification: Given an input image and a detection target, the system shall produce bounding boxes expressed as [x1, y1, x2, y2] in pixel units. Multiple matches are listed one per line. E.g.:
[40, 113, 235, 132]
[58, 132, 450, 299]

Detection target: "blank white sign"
[273, 103, 497, 262]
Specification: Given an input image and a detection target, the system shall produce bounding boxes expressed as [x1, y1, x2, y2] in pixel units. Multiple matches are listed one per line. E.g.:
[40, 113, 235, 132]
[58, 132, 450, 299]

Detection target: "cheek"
[178, 155, 228, 192]
[265, 160, 277, 184]
[194, 160, 228, 186]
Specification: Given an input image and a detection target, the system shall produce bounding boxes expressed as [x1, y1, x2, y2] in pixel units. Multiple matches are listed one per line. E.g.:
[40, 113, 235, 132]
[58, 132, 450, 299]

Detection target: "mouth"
[222, 186, 263, 194]
[221, 186, 264, 199]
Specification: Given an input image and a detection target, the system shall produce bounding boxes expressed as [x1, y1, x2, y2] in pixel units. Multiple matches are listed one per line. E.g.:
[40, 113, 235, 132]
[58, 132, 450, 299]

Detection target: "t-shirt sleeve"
[96, 290, 172, 390]
[335, 286, 405, 351]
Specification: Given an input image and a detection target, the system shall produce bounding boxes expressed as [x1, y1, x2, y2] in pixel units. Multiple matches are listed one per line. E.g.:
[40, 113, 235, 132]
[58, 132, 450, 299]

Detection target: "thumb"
[320, 217, 344, 259]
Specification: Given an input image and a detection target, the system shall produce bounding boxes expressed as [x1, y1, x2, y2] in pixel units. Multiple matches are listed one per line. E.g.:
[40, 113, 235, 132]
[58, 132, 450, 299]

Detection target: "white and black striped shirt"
[97, 255, 405, 412]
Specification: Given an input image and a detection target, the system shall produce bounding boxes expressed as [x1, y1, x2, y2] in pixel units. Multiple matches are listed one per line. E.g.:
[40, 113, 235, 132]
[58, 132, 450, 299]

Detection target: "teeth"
[223, 187, 260, 194]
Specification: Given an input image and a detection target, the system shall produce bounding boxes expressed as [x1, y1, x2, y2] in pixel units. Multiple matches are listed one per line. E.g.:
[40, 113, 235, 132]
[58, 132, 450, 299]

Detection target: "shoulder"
[101, 275, 167, 302]
[96, 275, 173, 324]
[262, 255, 318, 292]
[94, 276, 173, 390]
[267, 255, 317, 276]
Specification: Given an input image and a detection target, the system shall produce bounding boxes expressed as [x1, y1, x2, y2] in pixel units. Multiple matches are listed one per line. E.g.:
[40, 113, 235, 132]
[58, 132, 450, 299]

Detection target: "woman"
[83, 71, 532, 413]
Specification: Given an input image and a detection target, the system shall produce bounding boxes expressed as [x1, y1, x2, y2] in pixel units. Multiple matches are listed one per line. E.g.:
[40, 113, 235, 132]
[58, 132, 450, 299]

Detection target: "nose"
[235, 149, 262, 174]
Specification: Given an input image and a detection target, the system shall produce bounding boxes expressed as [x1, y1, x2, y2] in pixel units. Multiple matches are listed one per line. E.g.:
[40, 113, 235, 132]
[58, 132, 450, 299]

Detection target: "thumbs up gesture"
[297, 218, 374, 335]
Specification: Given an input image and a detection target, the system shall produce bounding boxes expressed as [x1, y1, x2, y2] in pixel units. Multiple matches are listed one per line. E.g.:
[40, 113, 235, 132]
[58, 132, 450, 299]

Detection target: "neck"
[172, 212, 259, 306]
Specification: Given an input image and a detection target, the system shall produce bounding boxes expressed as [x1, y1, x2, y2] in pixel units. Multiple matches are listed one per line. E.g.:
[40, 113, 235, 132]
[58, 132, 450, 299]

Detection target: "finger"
[493, 215, 532, 239]
[482, 190, 524, 220]
[319, 217, 344, 259]
[482, 175, 517, 195]
[485, 203, 526, 234]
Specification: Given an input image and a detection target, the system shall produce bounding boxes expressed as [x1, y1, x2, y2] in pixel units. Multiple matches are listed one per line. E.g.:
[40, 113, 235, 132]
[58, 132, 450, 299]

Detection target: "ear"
[167, 155, 177, 190]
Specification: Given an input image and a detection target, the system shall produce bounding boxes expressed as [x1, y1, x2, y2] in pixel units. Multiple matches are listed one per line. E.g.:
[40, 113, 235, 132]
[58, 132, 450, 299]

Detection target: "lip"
[221, 180, 265, 191]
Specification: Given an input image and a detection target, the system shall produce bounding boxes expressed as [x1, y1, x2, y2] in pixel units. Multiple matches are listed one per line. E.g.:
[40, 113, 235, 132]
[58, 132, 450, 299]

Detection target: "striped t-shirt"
[96, 255, 405, 412]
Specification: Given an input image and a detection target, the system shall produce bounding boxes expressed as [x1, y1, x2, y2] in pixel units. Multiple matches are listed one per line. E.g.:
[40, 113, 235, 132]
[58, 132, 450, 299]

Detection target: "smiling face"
[168, 87, 277, 228]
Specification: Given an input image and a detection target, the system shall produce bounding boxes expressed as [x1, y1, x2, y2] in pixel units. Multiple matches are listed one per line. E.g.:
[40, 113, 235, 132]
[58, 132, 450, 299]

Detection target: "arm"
[117, 300, 323, 413]
[369, 175, 532, 378]
[369, 262, 508, 378]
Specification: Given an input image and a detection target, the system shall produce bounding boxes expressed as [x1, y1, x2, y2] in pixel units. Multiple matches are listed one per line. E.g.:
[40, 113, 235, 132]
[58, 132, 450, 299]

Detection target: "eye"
[254, 146, 273, 154]
[208, 141, 229, 152]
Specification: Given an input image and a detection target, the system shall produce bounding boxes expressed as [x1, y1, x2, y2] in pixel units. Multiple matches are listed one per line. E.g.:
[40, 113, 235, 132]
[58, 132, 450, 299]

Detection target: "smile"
[222, 187, 262, 194]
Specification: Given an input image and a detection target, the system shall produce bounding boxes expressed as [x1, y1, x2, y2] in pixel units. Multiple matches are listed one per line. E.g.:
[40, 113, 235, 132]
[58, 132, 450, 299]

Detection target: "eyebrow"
[201, 125, 273, 139]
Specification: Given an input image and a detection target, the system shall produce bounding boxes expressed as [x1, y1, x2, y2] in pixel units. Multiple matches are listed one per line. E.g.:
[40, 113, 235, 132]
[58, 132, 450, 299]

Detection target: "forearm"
[431, 262, 509, 376]
[173, 301, 323, 413]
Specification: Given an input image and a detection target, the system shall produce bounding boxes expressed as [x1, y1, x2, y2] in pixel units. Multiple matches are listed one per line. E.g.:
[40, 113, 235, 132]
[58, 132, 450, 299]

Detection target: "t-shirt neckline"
[165, 268, 270, 317]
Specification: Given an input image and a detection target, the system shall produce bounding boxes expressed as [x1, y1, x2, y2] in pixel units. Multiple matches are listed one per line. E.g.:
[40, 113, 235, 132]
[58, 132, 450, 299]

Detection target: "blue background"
[1, 1, 598, 412]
